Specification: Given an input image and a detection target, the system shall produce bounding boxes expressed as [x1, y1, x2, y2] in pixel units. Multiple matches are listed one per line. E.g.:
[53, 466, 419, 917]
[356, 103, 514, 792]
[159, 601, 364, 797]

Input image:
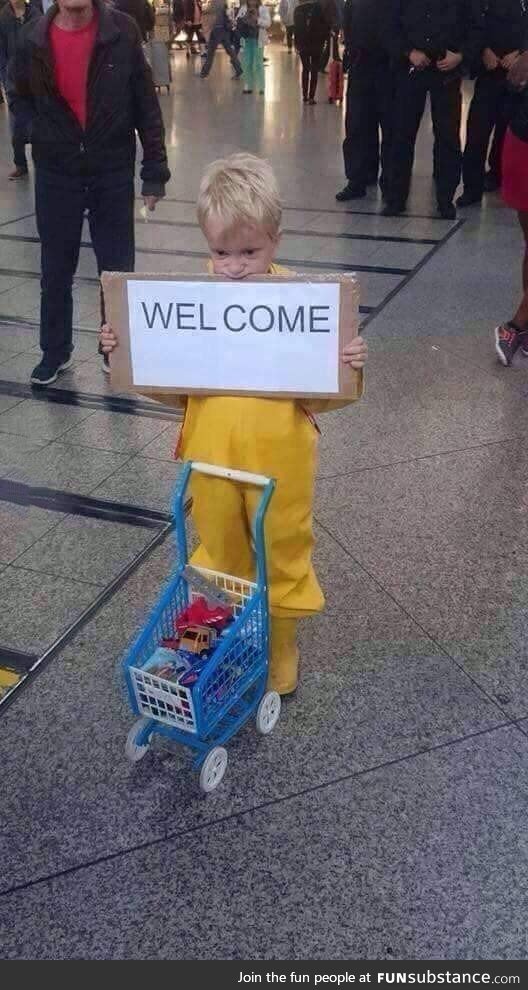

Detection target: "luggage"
[145, 38, 172, 91]
[327, 33, 343, 104]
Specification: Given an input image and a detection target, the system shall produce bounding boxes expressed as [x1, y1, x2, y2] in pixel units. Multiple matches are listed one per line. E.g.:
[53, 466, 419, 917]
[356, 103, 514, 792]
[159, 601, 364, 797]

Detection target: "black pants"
[35, 168, 135, 362]
[389, 66, 462, 208]
[201, 28, 242, 76]
[462, 69, 512, 198]
[286, 25, 294, 50]
[343, 56, 394, 192]
[299, 49, 323, 100]
[320, 31, 332, 71]
[186, 23, 206, 46]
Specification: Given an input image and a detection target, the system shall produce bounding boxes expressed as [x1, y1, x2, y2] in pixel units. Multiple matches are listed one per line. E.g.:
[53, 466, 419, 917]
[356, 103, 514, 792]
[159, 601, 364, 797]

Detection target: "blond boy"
[101, 153, 367, 695]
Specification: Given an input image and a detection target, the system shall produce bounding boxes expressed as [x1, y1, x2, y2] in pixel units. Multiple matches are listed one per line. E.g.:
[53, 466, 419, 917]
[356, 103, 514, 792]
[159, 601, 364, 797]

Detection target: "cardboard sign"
[102, 272, 360, 400]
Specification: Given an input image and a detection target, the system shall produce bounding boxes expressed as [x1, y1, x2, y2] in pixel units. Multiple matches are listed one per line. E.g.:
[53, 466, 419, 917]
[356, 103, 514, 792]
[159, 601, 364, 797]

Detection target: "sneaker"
[455, 192, 481, 208]
[30, 355, 72, 386]
[336, 184, 366, 202]
[494, 322, 523, 367]
[8, 166, 28, 181]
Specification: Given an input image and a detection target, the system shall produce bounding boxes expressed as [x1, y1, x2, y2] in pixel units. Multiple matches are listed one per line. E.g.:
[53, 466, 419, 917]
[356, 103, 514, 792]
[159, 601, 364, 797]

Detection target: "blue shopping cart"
[123, 461, 280, 792]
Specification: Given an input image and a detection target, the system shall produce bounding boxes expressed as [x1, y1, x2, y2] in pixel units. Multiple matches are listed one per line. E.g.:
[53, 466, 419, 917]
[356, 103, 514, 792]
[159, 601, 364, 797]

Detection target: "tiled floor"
[1, 42, 528, 960]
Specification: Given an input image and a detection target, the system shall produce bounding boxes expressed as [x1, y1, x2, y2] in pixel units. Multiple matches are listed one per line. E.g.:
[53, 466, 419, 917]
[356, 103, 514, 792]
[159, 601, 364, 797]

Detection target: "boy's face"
[204, 219, 280, 279]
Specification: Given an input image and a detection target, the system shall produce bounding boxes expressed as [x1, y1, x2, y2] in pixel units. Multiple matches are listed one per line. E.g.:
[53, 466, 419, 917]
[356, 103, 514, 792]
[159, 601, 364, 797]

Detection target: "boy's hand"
[342, 335, 367, 370]
[100, 323, 118, 355]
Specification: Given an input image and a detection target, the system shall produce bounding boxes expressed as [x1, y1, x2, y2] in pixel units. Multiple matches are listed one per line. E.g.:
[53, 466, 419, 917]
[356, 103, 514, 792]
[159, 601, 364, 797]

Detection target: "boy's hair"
[197, 153, 282, 238]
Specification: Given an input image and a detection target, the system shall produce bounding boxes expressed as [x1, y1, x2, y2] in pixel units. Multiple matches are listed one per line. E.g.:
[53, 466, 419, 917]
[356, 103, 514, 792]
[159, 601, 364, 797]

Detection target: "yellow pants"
[179, 396, 325, 619]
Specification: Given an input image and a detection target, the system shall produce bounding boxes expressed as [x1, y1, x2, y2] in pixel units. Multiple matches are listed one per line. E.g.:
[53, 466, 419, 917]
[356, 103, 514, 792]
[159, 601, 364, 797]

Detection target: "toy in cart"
[123, 461, 281, 792]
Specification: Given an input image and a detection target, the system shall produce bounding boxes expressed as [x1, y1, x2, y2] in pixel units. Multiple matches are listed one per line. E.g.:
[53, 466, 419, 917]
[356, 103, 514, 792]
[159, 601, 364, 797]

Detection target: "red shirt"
[50, 15, 98, 130]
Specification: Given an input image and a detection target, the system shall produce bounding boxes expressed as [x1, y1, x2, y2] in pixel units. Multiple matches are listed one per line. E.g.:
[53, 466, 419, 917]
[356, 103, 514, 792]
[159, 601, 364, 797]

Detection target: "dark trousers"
[286, 25, 294, 49]
[320, 30, 332, 71]
[389, 66, 462, 208]
[299, 49, 323, 100]
[201, 28, 242, 76]
[343, 56, 394, 192]
[35, 168, 135, 362]
[0, 69, 28, 170]
[462, 69, 511, 198]
[185, 23, 206, 45]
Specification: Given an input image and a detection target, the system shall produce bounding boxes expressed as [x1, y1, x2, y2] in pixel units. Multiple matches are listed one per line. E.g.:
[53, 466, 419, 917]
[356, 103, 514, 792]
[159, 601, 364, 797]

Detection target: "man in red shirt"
[11, 0, 170, 385]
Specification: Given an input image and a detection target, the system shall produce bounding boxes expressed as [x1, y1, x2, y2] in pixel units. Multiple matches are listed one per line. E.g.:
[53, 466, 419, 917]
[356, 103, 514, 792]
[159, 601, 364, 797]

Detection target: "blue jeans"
[35, 168, 135, 361]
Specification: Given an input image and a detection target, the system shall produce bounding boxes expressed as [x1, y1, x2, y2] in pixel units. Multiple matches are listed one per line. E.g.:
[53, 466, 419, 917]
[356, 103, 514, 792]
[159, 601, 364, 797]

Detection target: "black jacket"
[386, 0, 484, 65]
[342, 0, 390, 58]
[112, 0, 155, 41]
[0, 1, 38, 71]
[9, 0, 170, 195]
[294, 1, 329, 53]
[482, 0, 528, 57]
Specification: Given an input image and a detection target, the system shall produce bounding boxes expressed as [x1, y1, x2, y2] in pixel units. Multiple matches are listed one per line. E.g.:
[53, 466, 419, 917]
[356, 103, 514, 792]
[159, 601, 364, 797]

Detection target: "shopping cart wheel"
[199, 746, 228, 793]
[256, 691, 281, 735]
[125, 717, 152, 763]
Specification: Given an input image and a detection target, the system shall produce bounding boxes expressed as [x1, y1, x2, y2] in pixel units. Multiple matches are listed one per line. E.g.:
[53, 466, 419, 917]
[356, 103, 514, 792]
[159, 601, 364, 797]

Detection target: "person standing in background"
[200, 0, 242, 78]
[182, 0, 206, 56]
[10, 0, 170, 386]
[0, 0, 38, 180]
[336, 0, 393, 202]
[294, 0, 329, 103]
[112, 0, 155, 39]
[383, 0, 483, 220]
[457, 0, 528, 208]
[279, 0, 296, 51]
[237, 0, 270, 94]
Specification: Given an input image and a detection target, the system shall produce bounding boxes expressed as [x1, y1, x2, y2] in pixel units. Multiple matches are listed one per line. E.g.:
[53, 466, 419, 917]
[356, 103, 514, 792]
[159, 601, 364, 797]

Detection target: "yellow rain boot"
[268, 617, 299, 696]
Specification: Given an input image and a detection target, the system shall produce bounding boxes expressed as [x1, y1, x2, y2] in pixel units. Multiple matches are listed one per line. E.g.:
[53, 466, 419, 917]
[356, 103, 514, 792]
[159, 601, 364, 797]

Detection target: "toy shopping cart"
[123, 461, 280, 792]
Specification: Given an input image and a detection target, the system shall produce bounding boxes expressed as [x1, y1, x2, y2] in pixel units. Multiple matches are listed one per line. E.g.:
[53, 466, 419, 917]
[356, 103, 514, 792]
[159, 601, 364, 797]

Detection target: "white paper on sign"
[126, 280, 341, 394]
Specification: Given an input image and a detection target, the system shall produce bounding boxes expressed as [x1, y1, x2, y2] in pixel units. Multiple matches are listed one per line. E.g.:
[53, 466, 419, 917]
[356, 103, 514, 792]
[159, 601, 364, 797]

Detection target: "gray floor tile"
[139, 424, 179, 461]
[0, 430, 49, 468]
[0, 501, 65, 565]
[0, 273, 32, 294]
[0, 323, 38, 355]
[0, 395, 24, 415]
[3, 440, 130, 493]
[0, 565, 98, 653]
[0, 350, 87, 384]
[0, 399, 95, 441]
[0, 525, 504, 891]
[316, 334, 523, 477]
[60, 409, 170, 454]
[15, 514, 161, 585]
[1, 726, 527, 959]
[316, 441, 528, 716]
[93, 455, 182, 510]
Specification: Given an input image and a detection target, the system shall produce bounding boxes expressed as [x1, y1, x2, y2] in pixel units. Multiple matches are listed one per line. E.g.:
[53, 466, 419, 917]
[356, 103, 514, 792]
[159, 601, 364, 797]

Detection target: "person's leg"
[488, 81, 511, 188]
[430, 72, 462, 212]
[34, 169, 84, 372]
[385, 66, 428, 210]
[309, 51, 322, 101]
[241, 39, 253, 90]
[299, 50, 310, 100]
[200, 30, 219, 76]
[286, 25, 293, 50]
[340, 61, 371, 195]
[459, 73, 500, 203]
[494, 211, 528, 365]
[87, 170, 135, 328]
[514, 211, 528, 323]
[256, 43, 265, 93]
[222, 32, 242, 75]
[376, 59, 395, 197]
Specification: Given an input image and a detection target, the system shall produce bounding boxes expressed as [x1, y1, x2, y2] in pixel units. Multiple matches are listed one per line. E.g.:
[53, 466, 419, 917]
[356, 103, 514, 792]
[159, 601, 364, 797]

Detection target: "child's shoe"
[268, 617, 299, 696]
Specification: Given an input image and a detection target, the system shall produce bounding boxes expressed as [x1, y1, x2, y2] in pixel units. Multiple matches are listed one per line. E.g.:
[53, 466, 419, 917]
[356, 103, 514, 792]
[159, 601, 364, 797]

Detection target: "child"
[101, 153, 367, 696]
[237, 0, 271, 95]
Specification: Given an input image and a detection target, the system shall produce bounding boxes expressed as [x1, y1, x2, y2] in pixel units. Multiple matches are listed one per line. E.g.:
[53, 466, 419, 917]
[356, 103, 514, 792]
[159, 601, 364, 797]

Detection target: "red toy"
[328, 34, 344, 104]
[174, 596, 233, 635]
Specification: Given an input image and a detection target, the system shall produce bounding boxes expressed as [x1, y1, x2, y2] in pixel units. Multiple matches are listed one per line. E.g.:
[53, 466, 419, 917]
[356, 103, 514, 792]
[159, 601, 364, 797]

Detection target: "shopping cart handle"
[190, 461, 272, 488]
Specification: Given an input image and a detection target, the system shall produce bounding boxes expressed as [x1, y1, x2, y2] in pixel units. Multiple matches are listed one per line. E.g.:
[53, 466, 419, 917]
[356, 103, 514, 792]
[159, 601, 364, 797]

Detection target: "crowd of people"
[1, 0, 528, 380]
